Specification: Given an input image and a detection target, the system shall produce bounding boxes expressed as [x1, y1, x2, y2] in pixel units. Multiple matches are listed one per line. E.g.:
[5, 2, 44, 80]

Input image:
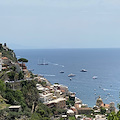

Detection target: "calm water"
[14, 48, 120, 107]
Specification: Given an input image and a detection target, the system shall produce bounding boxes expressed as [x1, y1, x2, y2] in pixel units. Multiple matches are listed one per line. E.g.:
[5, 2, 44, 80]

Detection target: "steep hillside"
[0, 43, 17, 62]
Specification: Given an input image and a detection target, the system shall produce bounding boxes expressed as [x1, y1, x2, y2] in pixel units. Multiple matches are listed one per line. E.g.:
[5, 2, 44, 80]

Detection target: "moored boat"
[68, 73, 76, 77]
[60, 71, 64, 73]
[38, 59, 48, 65]
[93, 76, 98, 79]
[80, 69, 87, 72]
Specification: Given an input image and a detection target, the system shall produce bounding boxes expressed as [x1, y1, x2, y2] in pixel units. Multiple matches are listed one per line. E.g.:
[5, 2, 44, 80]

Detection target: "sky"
[0, 0, 120, 49]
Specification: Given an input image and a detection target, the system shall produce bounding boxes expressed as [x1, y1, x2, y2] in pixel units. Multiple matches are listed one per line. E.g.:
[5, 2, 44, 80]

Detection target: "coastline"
[14, 48, 119, 108]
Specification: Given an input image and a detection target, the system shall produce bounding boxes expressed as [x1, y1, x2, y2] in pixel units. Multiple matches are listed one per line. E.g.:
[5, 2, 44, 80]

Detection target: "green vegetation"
[68, 116, 76, 120]
[0, 45, 17, 62]
[100, 107, 106, 115]
[18, 58, 28, 63]
[66, 99, 75, 107]
[0, 79, 53, 120]
[18, 58, 28, 68]
[0, 44, 58, 119]
[107, 112, 119, 120]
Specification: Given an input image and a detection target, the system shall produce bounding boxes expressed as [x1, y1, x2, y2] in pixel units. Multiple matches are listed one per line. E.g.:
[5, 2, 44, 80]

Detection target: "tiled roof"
[2, 57, 8, 60]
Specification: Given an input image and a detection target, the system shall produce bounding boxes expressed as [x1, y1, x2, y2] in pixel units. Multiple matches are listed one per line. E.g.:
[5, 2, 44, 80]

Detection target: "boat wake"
[43, 74, 56, 77]
[102, 88, 117, 91]
[50, 62, 64, 67]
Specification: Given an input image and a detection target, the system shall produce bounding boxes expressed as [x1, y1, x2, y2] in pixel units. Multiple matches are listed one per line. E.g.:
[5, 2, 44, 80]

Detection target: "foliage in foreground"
[107, 111, 120, 120]
[0, 80, 53, 120]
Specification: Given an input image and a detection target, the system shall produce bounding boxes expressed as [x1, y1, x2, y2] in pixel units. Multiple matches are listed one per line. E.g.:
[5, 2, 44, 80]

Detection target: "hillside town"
[0, 43, 118, 120]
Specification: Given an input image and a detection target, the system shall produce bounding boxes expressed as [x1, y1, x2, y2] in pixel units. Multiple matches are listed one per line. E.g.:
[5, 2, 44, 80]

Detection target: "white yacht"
[93, 76, 98, 79]
[80, 69, 87, 72]
[68, 73, 76, 77]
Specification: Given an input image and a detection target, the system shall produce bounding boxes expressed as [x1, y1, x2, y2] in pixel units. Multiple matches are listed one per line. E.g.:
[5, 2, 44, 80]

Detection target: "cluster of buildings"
[35, 76, 94, 119]
[0, 54, 12, 71]
[95, 96, 116, 113]
[35, 76, 117, 120]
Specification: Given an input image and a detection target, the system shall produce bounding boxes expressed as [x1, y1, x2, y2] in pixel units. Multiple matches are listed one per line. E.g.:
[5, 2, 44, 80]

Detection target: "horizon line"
[13, 47, 120, 50]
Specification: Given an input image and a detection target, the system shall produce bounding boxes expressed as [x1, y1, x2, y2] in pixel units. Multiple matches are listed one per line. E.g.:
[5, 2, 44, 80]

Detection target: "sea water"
[14, 48, 120, 107]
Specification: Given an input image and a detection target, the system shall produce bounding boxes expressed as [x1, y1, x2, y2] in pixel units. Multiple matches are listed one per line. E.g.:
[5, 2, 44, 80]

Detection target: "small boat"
[70, 78, 72, 81]
[39, 74, 44, 77]
[68, 73, 76, 77]
[28, 69, 34, 71]
[80, 69, 87, 72]
[93, 76, 98, 79]
[60, 71, 64, 73]
[38, 59, 48, 65]
[39, 63, 48, 65]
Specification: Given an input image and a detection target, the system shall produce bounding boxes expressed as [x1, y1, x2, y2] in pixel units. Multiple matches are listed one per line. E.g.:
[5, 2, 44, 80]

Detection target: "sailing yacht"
[38, 59, 48, 65]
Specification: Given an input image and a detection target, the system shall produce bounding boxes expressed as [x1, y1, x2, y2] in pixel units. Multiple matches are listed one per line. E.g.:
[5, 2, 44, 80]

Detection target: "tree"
[19, 71, 24, 80]
[14, 73, 19, 81]
[21, 80, 39, 112]
[18, 58, 28, 63]
[100, 107, 106, 114]
[108, 112, 119, 120]
[0, 79, 6, 96]
[18, 58, 28, 69]
[7, 71, 15, 81]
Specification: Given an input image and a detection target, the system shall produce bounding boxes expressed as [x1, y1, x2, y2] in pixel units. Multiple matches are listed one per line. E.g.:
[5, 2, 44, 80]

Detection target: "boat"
[93, 76, 98, 79]
[68, 73, 76, 77]
[28, 69, 34, 71]
[60, 71, 64, 73]
[80, 69, 87, 72]
[38, 59, 48, 65]
[39, 74, 44, 77]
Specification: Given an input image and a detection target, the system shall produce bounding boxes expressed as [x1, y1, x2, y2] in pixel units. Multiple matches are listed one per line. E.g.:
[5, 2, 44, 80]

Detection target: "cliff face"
[0, 43, 17, 62]
[0, 43, 22, 81]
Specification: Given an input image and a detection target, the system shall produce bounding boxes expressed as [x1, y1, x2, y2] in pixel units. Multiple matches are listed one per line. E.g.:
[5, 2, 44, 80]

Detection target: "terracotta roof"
[2, 57, 8, 60]
[46, 86, 50, 89]
[78, 108, 92, 110]
[61, 90, 65, 93]
[101, 103, 109, 108]
[2, 67, 7, 69]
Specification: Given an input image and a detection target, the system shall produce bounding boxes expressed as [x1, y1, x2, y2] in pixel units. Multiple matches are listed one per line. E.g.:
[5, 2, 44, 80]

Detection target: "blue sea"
[14, 48, 120, 107]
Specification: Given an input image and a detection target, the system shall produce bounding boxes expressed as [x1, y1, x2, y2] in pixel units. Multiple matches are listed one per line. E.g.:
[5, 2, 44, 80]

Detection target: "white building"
[39, 93, 53, 103]
[53, 84, 69, 95]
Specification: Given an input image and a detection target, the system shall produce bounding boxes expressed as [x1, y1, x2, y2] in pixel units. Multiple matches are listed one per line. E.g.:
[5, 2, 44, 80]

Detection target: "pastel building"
[54, 90, 61, 98]
[53, 84, 69, 95]
[2, 57, 9, 65]
[39, 93, 53, 103]
[46, 97, 66, 109]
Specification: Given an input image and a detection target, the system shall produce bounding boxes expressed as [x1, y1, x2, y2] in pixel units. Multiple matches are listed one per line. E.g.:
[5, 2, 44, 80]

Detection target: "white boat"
[93, 76, 98, 79]
[60, 71, 64, 73]
[28, 69, 34, 71]
[68, 73, 76, 77]
[80, 69, 87, 72]
[39, 74, 44, 77]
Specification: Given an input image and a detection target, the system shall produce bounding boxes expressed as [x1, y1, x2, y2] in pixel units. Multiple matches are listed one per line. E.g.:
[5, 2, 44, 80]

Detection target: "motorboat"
[68, 73, 76, 77]
[60, 71, 64, 73]
[93, 76, 98, 79]
[39, 74, 44, 77]
[28, 69, 34, 71]
[80, 69, 87, 72]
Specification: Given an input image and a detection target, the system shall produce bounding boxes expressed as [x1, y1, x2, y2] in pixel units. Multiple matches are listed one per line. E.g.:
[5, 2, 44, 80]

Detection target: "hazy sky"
[0, 0, 120, 49]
